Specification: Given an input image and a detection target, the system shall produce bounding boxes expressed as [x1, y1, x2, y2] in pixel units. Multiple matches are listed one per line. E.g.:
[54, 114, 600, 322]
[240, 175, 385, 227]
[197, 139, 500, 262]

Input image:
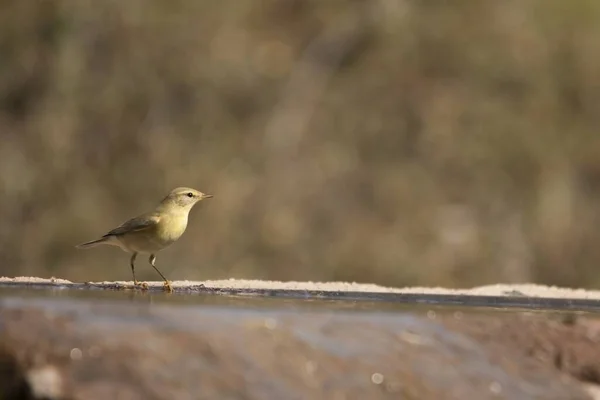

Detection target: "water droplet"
[69, 348, 82, 361]
[371, 373, 384, 384]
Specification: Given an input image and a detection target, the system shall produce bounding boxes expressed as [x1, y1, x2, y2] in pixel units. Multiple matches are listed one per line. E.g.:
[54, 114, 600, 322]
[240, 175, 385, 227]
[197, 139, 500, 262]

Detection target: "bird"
[76, 187, 213, 291]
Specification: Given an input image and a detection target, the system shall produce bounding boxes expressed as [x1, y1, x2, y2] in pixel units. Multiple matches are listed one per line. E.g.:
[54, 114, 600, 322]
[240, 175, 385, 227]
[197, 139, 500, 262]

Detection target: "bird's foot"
[162, 280, 173, 292]
[134, 281, 149, 290]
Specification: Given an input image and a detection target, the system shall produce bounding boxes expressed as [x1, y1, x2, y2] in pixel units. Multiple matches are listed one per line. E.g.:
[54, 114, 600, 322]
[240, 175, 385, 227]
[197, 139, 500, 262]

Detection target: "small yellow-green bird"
[76, 187, 213, 291]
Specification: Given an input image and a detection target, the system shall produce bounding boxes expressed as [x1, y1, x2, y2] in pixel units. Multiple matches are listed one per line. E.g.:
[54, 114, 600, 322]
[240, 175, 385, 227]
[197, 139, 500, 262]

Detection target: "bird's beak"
[202, 194, 214, 199]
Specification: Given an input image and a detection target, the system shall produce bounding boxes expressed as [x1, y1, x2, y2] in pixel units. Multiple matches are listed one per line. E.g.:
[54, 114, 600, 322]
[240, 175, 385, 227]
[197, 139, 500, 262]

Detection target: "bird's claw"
[163, 280, 173, 292]
[134, 281, 149, 290]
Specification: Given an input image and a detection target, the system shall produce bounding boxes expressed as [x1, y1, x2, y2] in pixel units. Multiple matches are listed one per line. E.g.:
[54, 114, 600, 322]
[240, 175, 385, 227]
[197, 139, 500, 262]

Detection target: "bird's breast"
[156, 214, 188, 244]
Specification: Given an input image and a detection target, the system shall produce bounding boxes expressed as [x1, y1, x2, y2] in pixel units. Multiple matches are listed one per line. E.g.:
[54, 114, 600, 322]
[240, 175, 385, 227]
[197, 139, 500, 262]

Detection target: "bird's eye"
[186, 192, 194, 198]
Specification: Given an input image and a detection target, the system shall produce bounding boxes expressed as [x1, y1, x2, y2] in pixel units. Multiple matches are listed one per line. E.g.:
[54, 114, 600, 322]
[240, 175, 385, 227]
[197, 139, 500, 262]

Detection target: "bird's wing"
[103, 213, 160, 237]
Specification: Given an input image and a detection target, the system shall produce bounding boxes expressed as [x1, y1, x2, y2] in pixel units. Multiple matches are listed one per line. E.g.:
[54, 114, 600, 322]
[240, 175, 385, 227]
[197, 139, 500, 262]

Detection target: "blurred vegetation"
[2, 0, 600, 288]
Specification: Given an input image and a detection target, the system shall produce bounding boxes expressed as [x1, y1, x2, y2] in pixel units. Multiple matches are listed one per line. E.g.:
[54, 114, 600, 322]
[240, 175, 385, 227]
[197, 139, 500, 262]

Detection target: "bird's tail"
[75, 237, 109, 249]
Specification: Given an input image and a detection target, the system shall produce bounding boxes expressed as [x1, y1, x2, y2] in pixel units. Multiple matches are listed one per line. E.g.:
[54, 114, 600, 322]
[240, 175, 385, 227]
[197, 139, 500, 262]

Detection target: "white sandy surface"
[1, 276, 600, 300]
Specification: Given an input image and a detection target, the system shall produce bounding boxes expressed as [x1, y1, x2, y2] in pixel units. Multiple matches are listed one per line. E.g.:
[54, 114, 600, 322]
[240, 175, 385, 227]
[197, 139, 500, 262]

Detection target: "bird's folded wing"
[103, 214, 160, 237]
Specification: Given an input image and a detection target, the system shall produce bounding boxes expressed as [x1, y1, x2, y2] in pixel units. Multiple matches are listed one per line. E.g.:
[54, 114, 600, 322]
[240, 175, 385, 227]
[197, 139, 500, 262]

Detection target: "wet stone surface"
[0, 294, 597, 400]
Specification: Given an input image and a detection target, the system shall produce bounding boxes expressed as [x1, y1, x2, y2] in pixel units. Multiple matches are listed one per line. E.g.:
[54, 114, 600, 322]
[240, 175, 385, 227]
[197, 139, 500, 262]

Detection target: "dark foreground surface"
[1, 286, 600, 400]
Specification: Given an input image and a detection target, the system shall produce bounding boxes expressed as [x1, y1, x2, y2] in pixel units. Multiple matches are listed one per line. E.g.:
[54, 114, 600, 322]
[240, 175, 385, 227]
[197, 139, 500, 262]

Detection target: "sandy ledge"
[1, 276, 600, 300]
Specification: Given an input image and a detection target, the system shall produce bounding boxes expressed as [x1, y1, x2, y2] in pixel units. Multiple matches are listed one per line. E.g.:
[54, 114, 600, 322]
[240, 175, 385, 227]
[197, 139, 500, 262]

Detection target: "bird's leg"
[130, 252, 148, 290]
[149, 254, 172, 292]
[130, 252, 138, 283]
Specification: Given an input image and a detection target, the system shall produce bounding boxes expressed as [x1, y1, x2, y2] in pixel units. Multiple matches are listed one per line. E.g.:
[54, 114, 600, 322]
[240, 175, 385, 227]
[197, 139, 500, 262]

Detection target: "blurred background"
[2, 0, 600, 289]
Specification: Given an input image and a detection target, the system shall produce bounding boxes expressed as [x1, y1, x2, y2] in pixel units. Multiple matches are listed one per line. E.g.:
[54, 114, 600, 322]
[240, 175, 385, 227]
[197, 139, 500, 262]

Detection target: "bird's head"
[161, 187, 213, 211]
